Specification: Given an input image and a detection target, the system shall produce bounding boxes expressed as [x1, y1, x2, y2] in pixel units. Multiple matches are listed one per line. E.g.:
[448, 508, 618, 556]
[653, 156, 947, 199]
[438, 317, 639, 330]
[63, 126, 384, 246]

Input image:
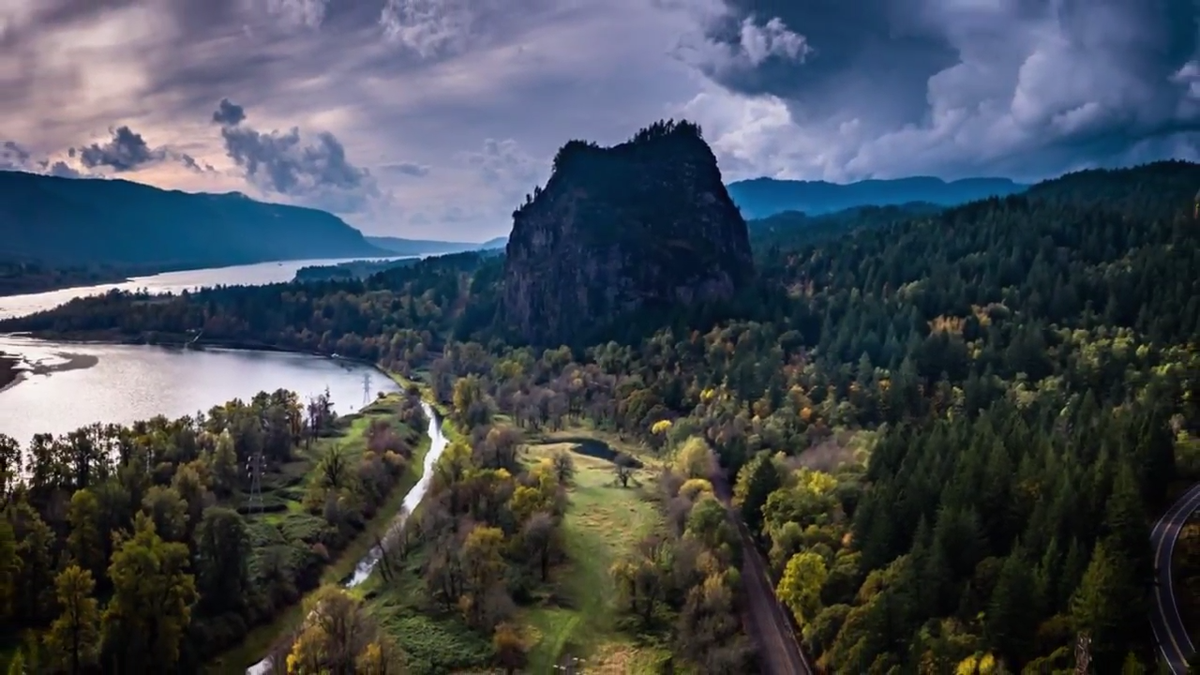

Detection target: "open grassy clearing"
[206, 392, 431, 673]
[518, 434, 674, 674]
[353, 423, 674, 674]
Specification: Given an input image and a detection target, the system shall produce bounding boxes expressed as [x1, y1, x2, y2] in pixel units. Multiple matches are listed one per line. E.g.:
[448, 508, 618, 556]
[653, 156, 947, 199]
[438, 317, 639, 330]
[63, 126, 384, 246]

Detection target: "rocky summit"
[501, 119, 754, 346]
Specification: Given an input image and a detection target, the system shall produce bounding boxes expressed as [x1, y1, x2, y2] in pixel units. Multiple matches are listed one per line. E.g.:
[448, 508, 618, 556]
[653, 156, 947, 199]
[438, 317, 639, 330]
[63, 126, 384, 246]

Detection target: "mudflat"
[0, 349, 99, 394]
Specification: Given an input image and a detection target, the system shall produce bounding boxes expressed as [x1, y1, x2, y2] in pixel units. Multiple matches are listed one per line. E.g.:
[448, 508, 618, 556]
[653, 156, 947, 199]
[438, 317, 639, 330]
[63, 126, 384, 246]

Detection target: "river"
[0, 257, 411, 444]
[0, 256, 409, 321]
[0, 334, 400, 447]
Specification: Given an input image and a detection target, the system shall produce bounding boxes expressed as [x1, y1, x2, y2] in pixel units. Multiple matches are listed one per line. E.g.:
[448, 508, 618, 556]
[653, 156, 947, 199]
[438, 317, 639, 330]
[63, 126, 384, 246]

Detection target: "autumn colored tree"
[777, 551, 827, 627]
[674, 436, 716, 480]
[492, 622, 528, 675]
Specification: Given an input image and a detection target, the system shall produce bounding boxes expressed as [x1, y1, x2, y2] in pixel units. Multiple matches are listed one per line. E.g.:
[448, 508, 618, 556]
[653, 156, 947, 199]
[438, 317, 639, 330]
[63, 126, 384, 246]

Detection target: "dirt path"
[713, 470, 812, 675]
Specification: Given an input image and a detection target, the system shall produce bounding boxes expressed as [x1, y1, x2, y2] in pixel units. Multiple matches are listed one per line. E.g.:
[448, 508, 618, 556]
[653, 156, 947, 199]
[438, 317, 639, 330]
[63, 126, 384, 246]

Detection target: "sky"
[1, 0, 1198, 241]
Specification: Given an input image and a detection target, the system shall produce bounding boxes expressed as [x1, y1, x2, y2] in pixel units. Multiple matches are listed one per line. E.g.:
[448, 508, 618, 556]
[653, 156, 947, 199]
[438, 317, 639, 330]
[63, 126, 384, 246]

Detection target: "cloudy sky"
[2, 0, 1198, 241]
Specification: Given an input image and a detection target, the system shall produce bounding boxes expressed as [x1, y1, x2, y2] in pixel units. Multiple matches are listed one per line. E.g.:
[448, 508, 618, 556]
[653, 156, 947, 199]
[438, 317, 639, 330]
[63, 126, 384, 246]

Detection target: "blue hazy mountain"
[726, 176, 1028, 220]
[366, 235, 508, 256]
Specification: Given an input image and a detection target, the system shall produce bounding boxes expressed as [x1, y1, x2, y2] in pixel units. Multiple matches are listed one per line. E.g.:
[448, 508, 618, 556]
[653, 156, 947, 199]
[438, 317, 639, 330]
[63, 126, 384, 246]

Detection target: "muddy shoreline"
[0, 352, 18, 393]
[0, 348, 100, 394]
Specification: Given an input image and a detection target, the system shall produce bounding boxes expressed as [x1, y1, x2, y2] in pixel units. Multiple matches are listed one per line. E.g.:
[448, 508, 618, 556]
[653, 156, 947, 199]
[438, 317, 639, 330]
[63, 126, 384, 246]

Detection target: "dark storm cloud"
[0, 141, 32, 169]
[214, 99, 380, 213]
[684, 0, 1200, 178]
[380, 161, 431, 177]
[78, 126, 167, 172]
[77, 125, 202, 173]
[178, 153, 215, 173]
[2, 140, 86, 178]
[40, 159, 83, 178]
[212, 98, 246, 126]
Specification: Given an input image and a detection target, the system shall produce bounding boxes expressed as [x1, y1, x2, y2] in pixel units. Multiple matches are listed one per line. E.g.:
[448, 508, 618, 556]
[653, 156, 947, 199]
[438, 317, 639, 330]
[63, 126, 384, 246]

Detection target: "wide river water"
[0, 256, 407, 321]
[0, 257, 406, 444]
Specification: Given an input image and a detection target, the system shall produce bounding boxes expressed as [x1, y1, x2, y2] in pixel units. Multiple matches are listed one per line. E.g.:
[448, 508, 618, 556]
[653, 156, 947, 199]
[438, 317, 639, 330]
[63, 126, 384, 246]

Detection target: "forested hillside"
[0, 172, 384, 268]
[748, 202, 943, 253]
[2, 161, 1199, 673]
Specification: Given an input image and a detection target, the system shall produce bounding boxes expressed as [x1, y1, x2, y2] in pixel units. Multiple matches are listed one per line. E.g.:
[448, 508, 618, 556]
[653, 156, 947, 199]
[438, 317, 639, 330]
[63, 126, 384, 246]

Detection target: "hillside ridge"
[0, 171, 385, 267]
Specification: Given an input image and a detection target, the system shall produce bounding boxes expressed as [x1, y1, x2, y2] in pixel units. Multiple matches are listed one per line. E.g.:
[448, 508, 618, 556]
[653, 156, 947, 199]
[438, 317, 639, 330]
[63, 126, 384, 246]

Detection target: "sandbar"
[0, 350, 99, 394]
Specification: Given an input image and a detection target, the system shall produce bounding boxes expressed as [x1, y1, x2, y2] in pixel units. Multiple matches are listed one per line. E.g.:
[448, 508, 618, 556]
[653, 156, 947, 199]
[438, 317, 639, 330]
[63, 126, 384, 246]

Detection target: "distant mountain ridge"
[0, 172, 385, 268]
[366, 235, 508, 256]
[726, 176, 1028, 219]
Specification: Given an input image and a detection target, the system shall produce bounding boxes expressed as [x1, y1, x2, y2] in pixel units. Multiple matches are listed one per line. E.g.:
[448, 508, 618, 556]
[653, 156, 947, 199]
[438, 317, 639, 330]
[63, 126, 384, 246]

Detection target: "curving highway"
[1150, 482, 1200, 674]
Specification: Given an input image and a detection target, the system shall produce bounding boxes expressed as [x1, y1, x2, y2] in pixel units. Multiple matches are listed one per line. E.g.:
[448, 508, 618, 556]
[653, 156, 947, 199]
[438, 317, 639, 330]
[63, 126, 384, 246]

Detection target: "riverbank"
[0, 352, 17, 393]
[7, 329, 324, 355]
[0, 258, 236, 298]
[207, 394, 442, 673]
[0, 255, 389, 299]
[0, 347, 99, 394]
[0, 265, 132, 298]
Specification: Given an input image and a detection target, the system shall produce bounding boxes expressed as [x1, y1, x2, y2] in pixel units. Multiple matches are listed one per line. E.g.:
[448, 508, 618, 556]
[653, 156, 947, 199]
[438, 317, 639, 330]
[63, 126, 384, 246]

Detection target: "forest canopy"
[0, 160, 1198, 673]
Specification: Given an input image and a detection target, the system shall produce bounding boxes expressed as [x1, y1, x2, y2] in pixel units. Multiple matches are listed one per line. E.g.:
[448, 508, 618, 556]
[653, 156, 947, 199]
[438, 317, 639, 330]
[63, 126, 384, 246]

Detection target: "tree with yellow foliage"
[675, 436, 716, 480]
[492, 622, 527, 675]
[776, 551, 827, 627]
[284, 585, 404, 674]
[459, 525, 508, 629]
[955, 652, 999, 674]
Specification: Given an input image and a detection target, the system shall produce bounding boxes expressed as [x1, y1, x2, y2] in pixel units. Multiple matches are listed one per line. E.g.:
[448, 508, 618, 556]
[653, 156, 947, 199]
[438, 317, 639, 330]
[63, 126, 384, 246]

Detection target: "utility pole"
[363, 371, 372, 407]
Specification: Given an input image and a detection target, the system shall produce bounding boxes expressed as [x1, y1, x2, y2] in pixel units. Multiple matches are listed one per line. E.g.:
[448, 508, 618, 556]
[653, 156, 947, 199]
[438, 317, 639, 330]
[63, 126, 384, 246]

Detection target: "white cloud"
[739, 17, 811, 67]
[379, 0, 476, 58]
[264, 0, 330, 29]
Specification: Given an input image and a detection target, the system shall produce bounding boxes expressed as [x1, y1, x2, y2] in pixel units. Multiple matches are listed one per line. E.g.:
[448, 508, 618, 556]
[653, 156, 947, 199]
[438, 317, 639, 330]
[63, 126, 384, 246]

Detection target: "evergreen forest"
[0, 160, 1198, 673]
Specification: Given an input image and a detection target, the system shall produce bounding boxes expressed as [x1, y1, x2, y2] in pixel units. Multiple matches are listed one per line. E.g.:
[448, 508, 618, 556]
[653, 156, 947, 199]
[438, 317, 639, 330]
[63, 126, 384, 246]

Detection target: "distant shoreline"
[0, 269, 133, 298]
[0, 253, 404, 300]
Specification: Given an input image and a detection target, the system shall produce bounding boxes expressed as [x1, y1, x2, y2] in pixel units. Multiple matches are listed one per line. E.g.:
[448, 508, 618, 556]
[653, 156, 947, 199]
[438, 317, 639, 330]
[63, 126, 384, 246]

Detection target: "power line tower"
[363, 370, 372, 407]
[246, 448, 264, 515]
[1074, 632, 1091, 674]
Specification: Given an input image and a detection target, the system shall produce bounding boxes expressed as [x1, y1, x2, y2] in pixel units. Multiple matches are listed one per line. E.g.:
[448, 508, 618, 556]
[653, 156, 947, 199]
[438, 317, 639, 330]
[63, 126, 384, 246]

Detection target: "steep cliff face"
[502, 120, 754, 345]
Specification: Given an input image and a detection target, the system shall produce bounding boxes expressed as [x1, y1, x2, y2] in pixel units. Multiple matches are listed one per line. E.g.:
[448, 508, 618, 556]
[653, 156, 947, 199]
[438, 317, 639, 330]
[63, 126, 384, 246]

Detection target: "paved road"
[713, 471, 812, 675]
[1150, 482, 1200, 674]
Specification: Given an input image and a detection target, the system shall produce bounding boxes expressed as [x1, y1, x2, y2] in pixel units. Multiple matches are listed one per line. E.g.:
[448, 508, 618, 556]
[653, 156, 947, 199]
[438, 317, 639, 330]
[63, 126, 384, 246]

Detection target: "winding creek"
[0, 260, 450, 673]
[247, 402, 449, 675]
